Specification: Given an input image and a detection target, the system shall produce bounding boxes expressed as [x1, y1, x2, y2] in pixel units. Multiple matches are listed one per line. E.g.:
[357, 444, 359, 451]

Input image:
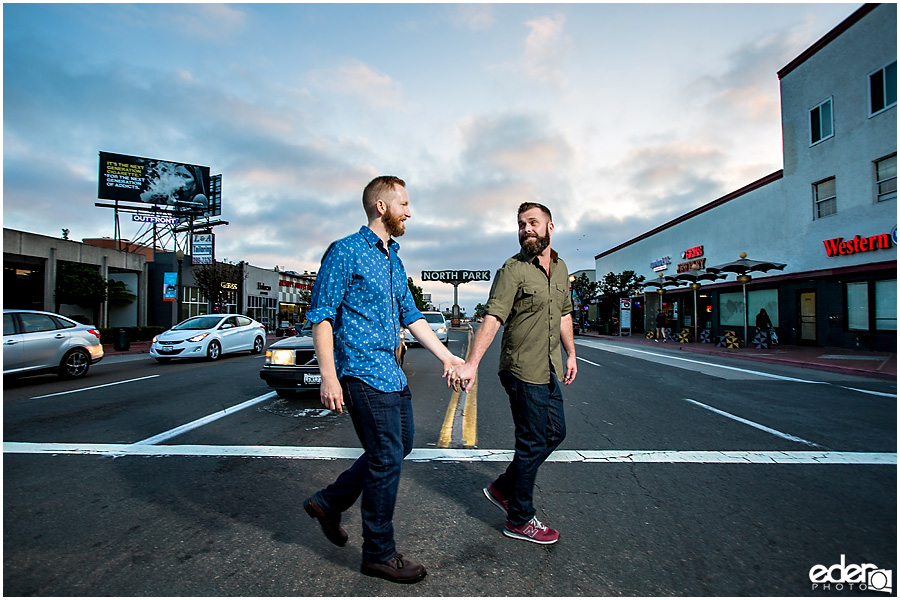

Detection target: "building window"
[869, 61, 897, 116]
[875, 154, 897, 203]
[846, 280, 897, 331]
[846, 282, 868, 331]
[813, 177, 837, 218]
[875, 280, 897, 331]
[182, 286, 209, 319]
[809, 97, 833, 145]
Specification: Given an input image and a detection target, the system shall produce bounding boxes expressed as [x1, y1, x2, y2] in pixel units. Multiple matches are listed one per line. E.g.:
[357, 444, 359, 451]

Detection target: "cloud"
[156, 4, 247, 42]
[523, 14, 570, 85]
[459, 113, 573, 178]
[688, 22, 813, 122]
[450, 4, 495, 31]
[310, 60, 403, 108]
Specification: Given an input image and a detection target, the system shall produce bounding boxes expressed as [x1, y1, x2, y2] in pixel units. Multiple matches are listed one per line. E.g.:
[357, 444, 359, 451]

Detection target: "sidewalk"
[577, 329, 896, 381]
[103, 332, 896, 381]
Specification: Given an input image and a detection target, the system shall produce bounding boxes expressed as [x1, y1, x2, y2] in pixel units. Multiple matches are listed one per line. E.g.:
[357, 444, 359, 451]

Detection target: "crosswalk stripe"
[3, 442, 894, 465]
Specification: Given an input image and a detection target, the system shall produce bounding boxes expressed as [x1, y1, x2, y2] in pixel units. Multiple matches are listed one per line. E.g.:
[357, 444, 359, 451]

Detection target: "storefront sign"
[221, 282, 238, 290]
[677, 258, 707, 273]
[619, 298, 632, 331]
[192, 234, 213, 265]
[280, 279, 313, 291]
[650, 256, 671, 272]
[681, 245, 704, 259]
[822, 232, 893, 257]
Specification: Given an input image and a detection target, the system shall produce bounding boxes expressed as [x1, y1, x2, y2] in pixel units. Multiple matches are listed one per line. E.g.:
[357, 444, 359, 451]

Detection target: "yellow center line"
[437, 325, 476, 448]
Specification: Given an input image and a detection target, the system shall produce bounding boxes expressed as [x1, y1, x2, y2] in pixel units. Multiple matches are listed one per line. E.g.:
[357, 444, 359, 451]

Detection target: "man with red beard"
[304, 175, 464, 583]
[452, 202, 577, 545]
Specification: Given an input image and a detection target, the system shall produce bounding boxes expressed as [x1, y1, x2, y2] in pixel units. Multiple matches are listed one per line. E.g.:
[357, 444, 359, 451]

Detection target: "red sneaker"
[483, 484, 508, 514]
[503, 517, 559, 545]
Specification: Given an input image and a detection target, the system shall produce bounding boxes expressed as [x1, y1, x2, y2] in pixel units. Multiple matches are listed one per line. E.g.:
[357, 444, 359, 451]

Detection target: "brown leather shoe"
[303, 497, 348, 547]
[361, 553, 427, 584]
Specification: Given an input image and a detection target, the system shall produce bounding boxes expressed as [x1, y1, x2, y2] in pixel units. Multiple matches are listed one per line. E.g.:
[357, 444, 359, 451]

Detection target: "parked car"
[150, 314, 266, 362]
[404, 311, 449, 345]
[3, 309, 104, 379]
[260, 326, 407, 398]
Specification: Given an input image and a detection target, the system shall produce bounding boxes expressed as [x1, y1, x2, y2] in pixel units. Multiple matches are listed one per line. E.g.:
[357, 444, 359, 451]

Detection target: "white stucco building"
[595, 4, 896, 351]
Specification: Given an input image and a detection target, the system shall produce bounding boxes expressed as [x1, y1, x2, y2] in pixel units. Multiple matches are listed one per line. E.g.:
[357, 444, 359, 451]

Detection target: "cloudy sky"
[3, 2, 858, 311]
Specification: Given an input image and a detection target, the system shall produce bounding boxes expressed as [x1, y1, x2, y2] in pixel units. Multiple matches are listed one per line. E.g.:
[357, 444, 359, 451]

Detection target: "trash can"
[114, 328, 130, 351]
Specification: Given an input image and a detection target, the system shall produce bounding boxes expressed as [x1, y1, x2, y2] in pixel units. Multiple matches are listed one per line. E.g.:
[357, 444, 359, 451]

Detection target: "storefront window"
[182, 286, 209, 319]
[846, 282, 869, 331]
[748, 289, 779, 327]
[718, 292, 744, 327]
[875, 280, 897, 331]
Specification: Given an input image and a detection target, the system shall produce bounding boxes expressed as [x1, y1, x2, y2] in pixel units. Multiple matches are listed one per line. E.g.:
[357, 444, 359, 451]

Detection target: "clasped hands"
[444, 355, 476, 392]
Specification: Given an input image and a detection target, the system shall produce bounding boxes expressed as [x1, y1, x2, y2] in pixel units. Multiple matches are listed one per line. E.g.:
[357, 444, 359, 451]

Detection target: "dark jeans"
[494, 370, 566, 526]
[312, 377, 414, 564]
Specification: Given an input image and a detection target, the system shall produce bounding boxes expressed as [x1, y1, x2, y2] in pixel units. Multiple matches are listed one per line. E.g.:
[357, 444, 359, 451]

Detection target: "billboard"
[99, 152, 214, 217]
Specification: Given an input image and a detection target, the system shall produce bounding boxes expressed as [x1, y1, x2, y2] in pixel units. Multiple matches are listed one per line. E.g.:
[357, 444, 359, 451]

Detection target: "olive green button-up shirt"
[484, 249, 573, 385]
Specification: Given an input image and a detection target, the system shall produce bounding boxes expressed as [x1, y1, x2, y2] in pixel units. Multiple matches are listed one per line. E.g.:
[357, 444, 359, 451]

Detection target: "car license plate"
[158, 347, 175, 354]
[303, 374, 322, 385]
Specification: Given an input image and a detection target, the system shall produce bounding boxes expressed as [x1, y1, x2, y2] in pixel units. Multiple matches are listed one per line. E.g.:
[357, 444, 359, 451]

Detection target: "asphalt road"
[3, 328, 896, 596]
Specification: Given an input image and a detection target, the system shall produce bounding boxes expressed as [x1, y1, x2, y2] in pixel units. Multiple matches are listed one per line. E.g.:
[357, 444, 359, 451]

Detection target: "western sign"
[823, 233, 892, 257]
[421, 270, 490, 284]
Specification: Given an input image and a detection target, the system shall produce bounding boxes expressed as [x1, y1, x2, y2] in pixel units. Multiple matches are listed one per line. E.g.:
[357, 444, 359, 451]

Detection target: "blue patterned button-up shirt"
[307, 226, 424, 392]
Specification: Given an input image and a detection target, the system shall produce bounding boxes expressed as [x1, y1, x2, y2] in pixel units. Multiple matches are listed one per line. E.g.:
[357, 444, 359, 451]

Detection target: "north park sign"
[421, 270, 490, 285]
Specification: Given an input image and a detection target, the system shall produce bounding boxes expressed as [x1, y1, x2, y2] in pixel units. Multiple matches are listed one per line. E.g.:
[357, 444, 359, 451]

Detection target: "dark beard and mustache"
[382, 209, 406, 238]
[520, 231, 550, 256]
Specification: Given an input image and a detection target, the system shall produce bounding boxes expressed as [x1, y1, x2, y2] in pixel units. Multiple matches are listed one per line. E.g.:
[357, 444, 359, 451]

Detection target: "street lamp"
[175, 249, 185, 325]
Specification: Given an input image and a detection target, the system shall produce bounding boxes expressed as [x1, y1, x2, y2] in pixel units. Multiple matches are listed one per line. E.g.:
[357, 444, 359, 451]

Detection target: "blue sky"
[3, 3, 859, 311]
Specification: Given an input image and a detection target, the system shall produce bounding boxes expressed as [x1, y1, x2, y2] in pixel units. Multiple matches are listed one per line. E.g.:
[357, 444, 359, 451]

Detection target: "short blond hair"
[363, 175, 406, 219]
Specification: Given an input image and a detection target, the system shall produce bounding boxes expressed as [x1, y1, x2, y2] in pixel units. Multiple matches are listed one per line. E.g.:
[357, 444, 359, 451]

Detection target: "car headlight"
[152, 335, 158, 343]
[436, 327, 446, 334]
[187, 333, 210, 343]
[266, 349, 296, 366]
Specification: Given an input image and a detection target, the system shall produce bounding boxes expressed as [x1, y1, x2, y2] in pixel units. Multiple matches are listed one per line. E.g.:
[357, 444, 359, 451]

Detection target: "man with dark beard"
[452, 202, 576, 545]
[304, 175, 464, 583]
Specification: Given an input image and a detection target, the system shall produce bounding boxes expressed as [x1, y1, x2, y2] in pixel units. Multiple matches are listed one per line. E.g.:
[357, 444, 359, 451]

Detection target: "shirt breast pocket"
[518, 286, 545, 312]
[553, 283, 568, 308]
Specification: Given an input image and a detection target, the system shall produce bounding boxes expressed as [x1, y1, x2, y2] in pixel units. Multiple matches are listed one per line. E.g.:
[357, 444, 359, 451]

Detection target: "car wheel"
[59, 348, 90, 379]
[206, 340, 222, 361]
[155, 357, 171, 363]
[251, 336, 264, 355]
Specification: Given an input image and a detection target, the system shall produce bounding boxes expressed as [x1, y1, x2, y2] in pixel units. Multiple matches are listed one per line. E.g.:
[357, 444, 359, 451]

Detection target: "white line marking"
[132, 392, 276, 445]
[576, 339, 825, 383]
[836, 386, 896, 398]
[2, 443, 894, 465]
[684, 398, 821, 447]
[30, 375, 160, 399]
[577, 356, 601, 366]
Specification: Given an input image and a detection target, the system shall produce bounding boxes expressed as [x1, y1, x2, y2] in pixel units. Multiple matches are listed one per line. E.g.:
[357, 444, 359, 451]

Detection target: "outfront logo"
[810, 555, 893, 593]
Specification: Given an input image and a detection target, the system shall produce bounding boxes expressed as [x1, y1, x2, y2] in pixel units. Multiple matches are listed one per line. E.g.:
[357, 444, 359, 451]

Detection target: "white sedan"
[404, 311, 449, 345]
[150, 314, 267, 362]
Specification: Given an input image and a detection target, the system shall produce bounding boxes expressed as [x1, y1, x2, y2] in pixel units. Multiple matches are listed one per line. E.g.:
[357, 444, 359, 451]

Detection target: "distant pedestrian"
[452, 202, 576, 545]
[655, 309, 668, 342]
[755, 308, 773, 330]
[304, 175, 465, 584]
[755, 308, 774, 343]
